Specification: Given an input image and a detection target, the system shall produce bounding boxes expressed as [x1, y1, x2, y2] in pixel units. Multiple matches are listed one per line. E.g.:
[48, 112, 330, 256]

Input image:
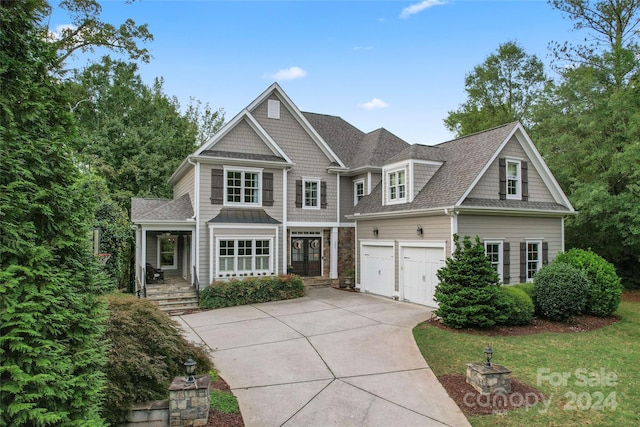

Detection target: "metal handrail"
[193, 266, 200, 305]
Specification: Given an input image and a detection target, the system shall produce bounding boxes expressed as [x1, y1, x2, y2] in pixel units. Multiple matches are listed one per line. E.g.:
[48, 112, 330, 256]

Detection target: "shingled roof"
[354, 122, 528, 214]
[131, 194, 194, 222]
[303, 112, 408, 168]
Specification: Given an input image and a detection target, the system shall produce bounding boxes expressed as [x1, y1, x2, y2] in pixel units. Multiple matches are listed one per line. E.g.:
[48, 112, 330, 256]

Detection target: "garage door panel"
[361, 244, 394, 297]
[401, 246, 443, 307]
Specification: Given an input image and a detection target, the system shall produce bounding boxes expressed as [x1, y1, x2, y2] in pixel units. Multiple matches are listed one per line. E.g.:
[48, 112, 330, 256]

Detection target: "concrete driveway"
[175, 288, 470, 427]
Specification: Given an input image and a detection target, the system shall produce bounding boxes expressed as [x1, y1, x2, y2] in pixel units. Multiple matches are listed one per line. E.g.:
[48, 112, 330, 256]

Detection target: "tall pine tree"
[0, 1, 108, 424]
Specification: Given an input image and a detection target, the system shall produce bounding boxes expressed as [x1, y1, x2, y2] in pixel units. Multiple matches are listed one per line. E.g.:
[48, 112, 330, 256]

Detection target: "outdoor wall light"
[484, 346, 494, 367]
[184, 358, 196, 383]
[417, 225, 423, 236]
[373, 227, 379, 237]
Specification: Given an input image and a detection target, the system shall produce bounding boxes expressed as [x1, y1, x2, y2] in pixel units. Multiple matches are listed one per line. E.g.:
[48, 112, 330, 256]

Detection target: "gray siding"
[198, 163, 284, 282]
[252, 95, 338, 223]
[413, 163, 441, 198]
[457, 214, 563, 283]
[356, 215, 451, 291]
[174, 166, 194, 201]
[468, 136, 556, 203]
[213, 118, 275, 156]
[340, 175, 355, 221]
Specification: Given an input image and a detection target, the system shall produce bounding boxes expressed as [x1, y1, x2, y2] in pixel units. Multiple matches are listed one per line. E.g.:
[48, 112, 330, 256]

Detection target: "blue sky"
[51, 1, 582, 145]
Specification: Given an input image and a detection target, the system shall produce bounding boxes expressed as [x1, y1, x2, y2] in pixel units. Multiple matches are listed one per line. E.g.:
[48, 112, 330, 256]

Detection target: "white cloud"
[47, 24, 77, 41]
[400, 0, 447, 19]
[269, 66, 307, 81]
[358, 98, 389, 110]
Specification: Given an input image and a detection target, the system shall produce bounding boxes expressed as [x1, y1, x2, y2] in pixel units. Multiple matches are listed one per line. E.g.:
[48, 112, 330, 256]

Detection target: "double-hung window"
[387, 169, 406, 203]
[506, 160, 521, 199]
[354, 179, 365, 205]
[303, 179, 320, 209]
[217, 238, 272, 275]
[225, 169, 260, 205]
[526, 241, 541, 281]
[484, 241, 503, 282]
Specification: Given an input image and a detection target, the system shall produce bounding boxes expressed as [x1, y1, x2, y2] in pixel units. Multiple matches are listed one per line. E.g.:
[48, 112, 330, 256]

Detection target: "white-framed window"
[526, 240, 542, 281]
[303, 178, 320, 209]
[224, 168, 261, 206]
[158, 235, 178, 270]
[386, 169, 406, 203]
[267, 99, 280, 119]
[506, 159, 521, 199]
[354, 179, 365, 205]
[217, 238, 272, 275]
[484, 241, 503, 282]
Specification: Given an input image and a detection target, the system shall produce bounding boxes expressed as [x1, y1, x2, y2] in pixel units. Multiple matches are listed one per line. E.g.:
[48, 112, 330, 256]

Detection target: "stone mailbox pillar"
[466, 363, 511, 394]
[169, 375, 210, 427]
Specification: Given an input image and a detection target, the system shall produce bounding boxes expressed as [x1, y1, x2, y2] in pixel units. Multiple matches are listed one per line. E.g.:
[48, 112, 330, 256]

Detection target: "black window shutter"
[522, 161, 529, 201]
[542, 241, 549, 265]
[262, 172, 274, 206]
[321, 181, 327, 208]
[519, 242, 526, 282]
[499, 158, 507, 200]
[503, 242, 510, 284]
[295, 180, 302, 208]
[211, 169, 224, 204]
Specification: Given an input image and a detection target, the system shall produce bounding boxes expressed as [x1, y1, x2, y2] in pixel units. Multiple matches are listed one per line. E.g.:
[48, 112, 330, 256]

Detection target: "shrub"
[555, 249, 623, 317]
[200, 274, 304, 309]
[210, 390, 240, 414]
[103, 294, 213, 425]
[435, 235, 509, 328]
[499, 286, 535, 325]
[534, 262, 588, 322]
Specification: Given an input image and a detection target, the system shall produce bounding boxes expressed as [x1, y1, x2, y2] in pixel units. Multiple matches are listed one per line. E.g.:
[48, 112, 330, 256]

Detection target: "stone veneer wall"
[168, 376, 210, 427]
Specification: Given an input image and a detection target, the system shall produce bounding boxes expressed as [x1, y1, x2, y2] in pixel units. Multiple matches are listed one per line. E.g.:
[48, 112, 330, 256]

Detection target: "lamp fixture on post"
[184, 358, 196, 383]
[417, 225, 423, 236]
[484, 346, 493, 367]
[373, 227, 378, 237]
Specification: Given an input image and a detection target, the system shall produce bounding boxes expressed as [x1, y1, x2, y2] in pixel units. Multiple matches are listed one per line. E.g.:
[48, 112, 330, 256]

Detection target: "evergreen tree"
[0, 1, 108, 424]
[434, 235, 508, 329]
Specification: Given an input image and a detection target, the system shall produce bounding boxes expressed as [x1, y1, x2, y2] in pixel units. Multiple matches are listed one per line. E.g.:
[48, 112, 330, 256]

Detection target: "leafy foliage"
[534, 262, 589, 322]
[555, 249, 623, 317]
[1, 1, 109, 424]
[532, 0, 640, 288]
[210, 390, 240, 414]
[200, 275, 305, 309]
[444, 41, 549, 136]
[434, 235, 509, 329]
[103, 293, 213, 425]
[499, 286, 535, 326]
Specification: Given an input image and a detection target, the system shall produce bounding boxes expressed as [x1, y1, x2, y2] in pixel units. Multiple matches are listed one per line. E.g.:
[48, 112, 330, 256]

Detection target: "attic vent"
[267, 99, 280, 119]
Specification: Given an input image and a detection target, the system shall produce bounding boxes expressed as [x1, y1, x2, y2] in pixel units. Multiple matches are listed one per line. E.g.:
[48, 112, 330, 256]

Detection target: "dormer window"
[354, 179, 365, 205]
[387, 169, 406, 204]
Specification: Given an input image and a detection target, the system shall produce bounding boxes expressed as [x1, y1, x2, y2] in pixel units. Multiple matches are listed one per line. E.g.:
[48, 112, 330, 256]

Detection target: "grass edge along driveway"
[413, 299, 640, 427]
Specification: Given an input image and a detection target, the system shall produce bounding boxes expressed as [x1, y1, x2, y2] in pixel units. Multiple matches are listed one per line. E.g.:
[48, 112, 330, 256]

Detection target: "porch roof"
[207, 208, 281, 224]
[131, 194, 194, 222]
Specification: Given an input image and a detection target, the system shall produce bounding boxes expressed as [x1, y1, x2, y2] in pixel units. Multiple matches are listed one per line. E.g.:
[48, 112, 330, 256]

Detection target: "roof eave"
[191, 155, 294, 169]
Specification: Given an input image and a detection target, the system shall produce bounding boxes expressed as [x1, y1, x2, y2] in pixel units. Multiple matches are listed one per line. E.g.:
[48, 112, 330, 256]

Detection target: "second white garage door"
[401, 246, 444, 307]
[361, 243, 394, 298]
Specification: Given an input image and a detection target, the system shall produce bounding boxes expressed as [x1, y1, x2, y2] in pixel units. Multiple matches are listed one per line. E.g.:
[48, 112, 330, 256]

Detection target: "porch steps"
[146, 283, 199, 315]
[302, 276, 334, 289]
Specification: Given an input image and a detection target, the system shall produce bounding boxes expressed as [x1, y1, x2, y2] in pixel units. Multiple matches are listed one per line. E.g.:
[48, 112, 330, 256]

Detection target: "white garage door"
[361, 244, 394, 297]
[401, 246, 444, 307]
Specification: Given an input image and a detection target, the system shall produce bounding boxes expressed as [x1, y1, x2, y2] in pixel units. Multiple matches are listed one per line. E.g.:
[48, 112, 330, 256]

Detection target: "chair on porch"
[145, 263, 164, 284]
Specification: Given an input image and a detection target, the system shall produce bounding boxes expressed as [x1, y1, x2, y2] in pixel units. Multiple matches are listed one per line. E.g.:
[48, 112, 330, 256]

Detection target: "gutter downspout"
[187, 157, 200, 285]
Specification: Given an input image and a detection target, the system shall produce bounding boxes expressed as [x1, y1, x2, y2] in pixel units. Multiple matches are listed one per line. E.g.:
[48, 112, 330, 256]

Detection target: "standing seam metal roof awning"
[207, 208, 281, 224]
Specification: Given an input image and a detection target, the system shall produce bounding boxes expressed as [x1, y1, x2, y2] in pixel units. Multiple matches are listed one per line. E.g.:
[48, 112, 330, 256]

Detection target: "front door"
[291, 237, 321, 276]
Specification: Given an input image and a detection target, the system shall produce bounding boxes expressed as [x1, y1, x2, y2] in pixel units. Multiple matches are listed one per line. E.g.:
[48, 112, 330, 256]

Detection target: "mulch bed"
[439, 374, 545, 416]
[206, 376, 244, 427]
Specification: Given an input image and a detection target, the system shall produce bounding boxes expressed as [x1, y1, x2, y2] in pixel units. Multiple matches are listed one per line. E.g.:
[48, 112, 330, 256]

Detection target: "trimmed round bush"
[534, 262, 588, 322]
[499, 286, 535, 325]
[555, 249, 622, 317]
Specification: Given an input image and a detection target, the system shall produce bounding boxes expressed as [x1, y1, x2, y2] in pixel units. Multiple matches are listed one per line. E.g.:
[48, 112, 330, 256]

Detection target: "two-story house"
[131, 83, 574, 307]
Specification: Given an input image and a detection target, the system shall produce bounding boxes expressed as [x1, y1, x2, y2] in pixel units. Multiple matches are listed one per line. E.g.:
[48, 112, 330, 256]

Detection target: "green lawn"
[413, 300, 640, 427]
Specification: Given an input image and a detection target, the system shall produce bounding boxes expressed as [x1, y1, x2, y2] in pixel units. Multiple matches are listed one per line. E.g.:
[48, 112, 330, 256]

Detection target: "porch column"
[134, 226, 141, 285]
[141, 227, 147, 288]
[330, 227, 338, 279]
